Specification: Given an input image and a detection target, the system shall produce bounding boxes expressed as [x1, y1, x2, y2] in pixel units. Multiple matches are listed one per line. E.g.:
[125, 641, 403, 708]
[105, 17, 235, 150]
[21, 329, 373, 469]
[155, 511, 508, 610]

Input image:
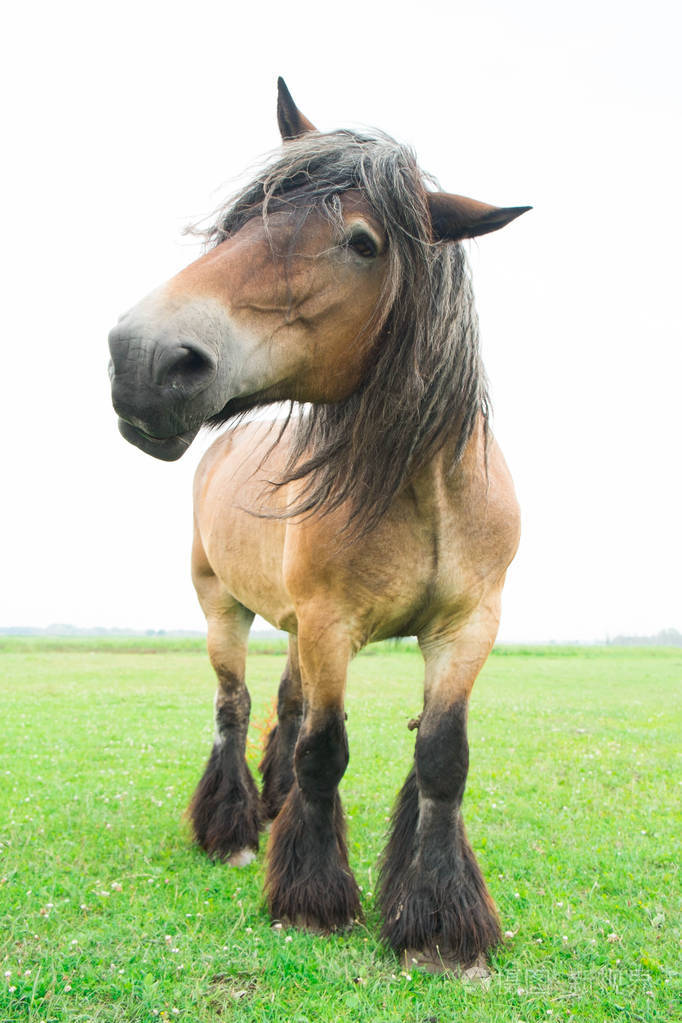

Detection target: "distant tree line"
[606, 628, 682, 646]
[0, 624, 205, 638]
[1, 625, 680, 646]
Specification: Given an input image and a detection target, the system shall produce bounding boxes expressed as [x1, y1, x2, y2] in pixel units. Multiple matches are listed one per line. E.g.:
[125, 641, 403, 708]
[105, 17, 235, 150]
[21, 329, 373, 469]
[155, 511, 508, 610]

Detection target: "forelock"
[203, 130, 435, 251]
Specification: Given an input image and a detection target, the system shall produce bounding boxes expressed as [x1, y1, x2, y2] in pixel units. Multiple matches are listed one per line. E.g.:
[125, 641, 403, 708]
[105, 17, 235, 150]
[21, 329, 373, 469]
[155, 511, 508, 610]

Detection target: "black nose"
[108, 326, 218, 402]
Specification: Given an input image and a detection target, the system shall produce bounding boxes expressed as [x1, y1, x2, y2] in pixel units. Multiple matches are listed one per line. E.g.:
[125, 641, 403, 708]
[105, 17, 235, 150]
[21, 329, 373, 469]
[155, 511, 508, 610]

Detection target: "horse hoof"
[227, 848, 257, 867]
[461, 954, 492, 983]
[402, 949, 491, 982]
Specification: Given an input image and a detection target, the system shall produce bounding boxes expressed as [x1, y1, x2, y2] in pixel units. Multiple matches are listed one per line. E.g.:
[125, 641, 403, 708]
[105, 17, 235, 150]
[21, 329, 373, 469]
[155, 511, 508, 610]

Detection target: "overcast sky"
[2, 0, 680, 641]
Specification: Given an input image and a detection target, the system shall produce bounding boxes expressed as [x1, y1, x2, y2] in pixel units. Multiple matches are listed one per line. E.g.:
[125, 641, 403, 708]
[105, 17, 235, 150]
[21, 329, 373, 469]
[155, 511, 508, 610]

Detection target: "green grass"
[0, 643, 679, 1022]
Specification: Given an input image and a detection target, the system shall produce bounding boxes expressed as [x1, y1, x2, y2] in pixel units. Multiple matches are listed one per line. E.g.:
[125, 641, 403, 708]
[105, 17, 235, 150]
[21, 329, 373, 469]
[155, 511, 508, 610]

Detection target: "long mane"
[201, 130, 489, 537]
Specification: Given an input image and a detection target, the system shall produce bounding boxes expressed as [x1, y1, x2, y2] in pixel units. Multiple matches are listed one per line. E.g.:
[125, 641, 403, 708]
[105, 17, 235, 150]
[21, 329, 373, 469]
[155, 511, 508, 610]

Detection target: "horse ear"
[277, 77, 317, 141]
[427, 191, 531, 241]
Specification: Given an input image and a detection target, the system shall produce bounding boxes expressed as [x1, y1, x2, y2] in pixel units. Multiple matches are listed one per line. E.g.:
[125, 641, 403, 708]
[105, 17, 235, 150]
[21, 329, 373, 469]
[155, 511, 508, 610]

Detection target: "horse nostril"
[154, 343, 218, 396]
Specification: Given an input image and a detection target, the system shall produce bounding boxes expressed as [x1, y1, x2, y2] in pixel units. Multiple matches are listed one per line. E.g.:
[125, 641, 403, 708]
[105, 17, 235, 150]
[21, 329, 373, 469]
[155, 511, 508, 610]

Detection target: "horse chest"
[282, 491, 484, 646]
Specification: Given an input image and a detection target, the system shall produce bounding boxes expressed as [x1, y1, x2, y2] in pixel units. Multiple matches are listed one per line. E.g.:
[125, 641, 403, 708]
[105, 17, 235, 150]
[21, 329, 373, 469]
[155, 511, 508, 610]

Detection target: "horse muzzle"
[108, 313, 225, 461]
[114, 418, 200, 461]
[108, 323, 221, 460]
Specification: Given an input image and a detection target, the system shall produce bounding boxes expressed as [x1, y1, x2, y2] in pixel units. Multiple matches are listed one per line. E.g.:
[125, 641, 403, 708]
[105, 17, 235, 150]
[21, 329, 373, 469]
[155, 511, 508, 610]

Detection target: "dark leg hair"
[378, 699, 500, 968]
[189, 604, 263, 861]
[265, 709, 362, 931]
[260, 639, 303, 820]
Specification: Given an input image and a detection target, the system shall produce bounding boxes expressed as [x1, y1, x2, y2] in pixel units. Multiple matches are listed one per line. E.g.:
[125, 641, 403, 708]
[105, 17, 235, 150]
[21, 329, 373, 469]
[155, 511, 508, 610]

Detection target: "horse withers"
[108, 78, 529, 975]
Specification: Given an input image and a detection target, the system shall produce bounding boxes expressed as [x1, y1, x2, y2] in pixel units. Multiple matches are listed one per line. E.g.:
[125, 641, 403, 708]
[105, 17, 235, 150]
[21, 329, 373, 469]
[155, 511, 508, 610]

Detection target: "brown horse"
[108, 79, 529, 975]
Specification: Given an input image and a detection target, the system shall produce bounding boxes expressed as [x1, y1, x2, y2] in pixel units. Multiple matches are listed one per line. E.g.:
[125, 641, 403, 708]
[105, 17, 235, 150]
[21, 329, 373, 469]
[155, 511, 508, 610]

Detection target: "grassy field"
[0, 641, 679, 1022]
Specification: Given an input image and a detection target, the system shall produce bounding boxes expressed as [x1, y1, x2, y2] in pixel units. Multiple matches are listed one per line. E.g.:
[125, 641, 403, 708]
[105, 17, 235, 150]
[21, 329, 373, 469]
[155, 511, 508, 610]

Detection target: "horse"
[108, 78, 530, 975]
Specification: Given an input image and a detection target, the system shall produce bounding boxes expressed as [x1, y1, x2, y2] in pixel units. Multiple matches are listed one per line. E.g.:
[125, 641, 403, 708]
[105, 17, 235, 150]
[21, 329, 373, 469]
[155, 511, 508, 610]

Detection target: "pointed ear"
[277, 77, 317, 141]
[427, 191, 531, 241]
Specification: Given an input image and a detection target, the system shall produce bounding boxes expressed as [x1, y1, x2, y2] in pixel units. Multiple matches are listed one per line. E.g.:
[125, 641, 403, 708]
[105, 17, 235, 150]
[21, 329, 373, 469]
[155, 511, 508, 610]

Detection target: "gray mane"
[201, 130, 489, 537]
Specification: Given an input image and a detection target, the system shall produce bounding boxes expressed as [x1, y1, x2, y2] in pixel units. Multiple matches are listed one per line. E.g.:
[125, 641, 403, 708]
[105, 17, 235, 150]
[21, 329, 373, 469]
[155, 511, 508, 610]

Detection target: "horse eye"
[347, 231, 378, 259]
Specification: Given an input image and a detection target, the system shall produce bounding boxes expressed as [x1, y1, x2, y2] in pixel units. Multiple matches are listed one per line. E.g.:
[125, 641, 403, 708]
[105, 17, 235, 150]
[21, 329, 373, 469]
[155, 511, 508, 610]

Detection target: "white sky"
[1, 0, 680, 641]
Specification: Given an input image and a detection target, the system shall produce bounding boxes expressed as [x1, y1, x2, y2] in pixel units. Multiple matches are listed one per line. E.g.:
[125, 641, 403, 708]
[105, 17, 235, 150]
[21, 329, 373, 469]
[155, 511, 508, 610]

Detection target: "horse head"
[108, 79, 529, 461]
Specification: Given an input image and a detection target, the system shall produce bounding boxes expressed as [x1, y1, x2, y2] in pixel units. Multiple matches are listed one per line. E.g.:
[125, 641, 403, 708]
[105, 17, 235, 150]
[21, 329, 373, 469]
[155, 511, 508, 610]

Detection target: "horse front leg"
[188, 601, 263, 863]
[260, 636, 303, 821]
[378, 612, 502, 974]
[265, 611, 362, 931]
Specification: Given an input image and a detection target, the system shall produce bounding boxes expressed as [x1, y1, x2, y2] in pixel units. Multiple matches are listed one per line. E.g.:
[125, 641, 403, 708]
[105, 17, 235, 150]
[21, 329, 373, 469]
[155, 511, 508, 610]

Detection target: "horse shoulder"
[420, 434, 520, 640]
[192, 423, 294, 628]
[468, 436, 521, 577]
